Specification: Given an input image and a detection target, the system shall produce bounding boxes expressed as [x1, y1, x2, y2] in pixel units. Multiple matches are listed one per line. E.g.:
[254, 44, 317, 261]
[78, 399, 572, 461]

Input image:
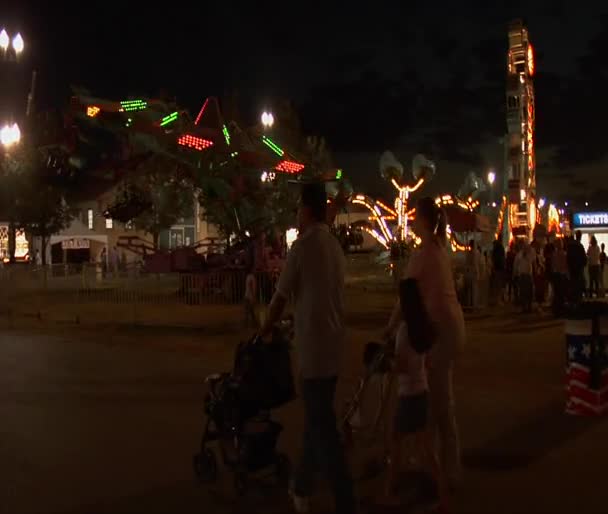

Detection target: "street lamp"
[0, 29, 24, 58]
[487, 170, 496, 205]
[0, 29, 8, 52]
[261, 111, 274, 129]
[0, 123, 20, 147]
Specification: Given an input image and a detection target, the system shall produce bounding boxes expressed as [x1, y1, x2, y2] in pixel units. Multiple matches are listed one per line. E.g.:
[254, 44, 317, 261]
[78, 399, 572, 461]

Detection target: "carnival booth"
[572, 212, 608, 249]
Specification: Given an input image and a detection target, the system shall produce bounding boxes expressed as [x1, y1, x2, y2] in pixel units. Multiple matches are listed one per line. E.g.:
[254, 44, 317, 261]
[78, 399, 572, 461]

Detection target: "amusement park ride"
[68, 91, 340, 273]
[64, 18, 554, 268]
[352, 19, 559, 253]
[350, 152, 482, 252]
[500, 19, 538, 243]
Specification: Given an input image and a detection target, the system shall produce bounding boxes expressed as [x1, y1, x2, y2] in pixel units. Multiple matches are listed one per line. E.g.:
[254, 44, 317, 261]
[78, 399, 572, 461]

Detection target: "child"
[381, 322, 447, 511]
[243, 268, 258, 329]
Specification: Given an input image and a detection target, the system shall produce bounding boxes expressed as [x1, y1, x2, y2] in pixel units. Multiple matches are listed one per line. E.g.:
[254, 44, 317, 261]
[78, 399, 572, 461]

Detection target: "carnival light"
[538, 198, 546, 209]
[527, 44, 534, 76]
[275, 160, 304, 174]
[488, 171, 496, 185]
[177, 134, 213, 151]
[120, 99, 147, 112]
[87, 106, 100, 118]
[262, 136, 284, 157]
[260, 171, 276, 182]
[194, 98, 209, 125]
[160, 111, 178, 127]
[222, 124, 231, 146]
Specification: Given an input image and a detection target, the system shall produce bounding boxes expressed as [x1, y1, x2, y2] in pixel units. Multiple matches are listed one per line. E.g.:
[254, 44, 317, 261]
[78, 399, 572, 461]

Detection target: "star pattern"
[582, 344, 592, 359]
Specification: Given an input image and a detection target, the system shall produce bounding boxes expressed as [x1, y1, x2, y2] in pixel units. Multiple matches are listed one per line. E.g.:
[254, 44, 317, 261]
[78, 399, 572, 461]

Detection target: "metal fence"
[0, 264, 277, 328]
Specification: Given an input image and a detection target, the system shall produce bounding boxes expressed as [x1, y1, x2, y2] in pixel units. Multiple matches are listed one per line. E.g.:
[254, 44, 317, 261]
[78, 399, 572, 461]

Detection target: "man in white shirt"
[260, 182, 355, 514]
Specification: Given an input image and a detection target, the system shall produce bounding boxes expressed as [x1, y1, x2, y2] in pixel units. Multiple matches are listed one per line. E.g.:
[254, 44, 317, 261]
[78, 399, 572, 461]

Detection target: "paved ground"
[2, 291, 608, 513]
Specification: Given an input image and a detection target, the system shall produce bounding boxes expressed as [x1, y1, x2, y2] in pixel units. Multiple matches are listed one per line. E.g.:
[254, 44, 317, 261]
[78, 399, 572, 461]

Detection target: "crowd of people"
[463, 230, 606, 315]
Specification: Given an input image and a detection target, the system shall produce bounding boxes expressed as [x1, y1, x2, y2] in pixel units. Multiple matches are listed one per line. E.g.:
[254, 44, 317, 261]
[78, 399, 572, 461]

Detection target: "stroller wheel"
[234, 472, 248, 496]
[193, 449, 218, 483]
[275, 453, 291, 487]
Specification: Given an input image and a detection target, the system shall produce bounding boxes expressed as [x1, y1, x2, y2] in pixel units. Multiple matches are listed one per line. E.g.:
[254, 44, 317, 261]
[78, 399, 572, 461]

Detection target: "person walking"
[567, 231, 587, 304]
[478, 247, 487, 308]
[533, 245, 547, 308]
[551, 239, 568, 316]
[465, 240, 480, 310]
[601, 243, 607, 296]
[260, 182, 355, 514]
[587, 236, 601, 298]
[385, 197, 465, 490]
[243, 266, 258, 328]
[491, 239, 506, 305]
[505, 242, 517, 303]
[514, 243, 534, 313]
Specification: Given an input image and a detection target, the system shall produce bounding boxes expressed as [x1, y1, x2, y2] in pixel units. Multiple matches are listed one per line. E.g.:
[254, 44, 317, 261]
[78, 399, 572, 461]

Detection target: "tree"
[105, 154, 194, 248]
[17, 180, 75, 265]
[0, 148, 27, 263]
[1, 142, 77, 265]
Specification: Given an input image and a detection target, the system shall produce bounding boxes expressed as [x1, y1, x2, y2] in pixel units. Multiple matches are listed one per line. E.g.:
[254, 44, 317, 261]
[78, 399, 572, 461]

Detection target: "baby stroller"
[193, 325, 295, 495]
[342, 340, 394, 449]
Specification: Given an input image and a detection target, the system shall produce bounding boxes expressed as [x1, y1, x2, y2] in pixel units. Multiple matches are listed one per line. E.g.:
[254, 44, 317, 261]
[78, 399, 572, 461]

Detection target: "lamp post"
[0, 28, 23, 60]
[261, 111, 274, 129]
[1, 28, 26, 264]
[487, 170, 496, 205]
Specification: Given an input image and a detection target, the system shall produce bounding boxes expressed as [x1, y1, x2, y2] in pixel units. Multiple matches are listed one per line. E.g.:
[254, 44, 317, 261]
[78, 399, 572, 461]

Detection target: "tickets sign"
[572, 212, 608, 228]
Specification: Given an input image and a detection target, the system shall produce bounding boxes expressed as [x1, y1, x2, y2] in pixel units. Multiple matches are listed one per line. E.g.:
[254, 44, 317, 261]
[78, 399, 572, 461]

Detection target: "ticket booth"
[572, 212, 608, 249]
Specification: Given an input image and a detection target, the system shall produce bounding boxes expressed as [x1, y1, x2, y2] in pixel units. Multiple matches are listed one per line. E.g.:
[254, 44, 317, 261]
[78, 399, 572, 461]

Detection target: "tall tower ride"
[504, 19, 536, 242]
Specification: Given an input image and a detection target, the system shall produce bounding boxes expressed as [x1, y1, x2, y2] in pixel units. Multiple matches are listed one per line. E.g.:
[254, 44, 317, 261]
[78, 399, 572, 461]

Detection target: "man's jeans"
[293, 376, 355, 514]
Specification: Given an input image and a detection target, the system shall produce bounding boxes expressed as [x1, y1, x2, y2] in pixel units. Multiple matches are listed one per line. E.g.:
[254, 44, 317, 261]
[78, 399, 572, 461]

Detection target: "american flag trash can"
[565, 302, 608, 415]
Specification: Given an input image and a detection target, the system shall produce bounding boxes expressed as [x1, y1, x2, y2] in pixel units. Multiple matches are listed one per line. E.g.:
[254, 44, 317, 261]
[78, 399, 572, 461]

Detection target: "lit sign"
[573, 212, 608, 228]
[62, 238, 91, 250]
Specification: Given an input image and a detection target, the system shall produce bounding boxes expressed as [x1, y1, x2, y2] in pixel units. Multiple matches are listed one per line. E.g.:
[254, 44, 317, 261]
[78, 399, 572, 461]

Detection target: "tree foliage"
[105, 154, 194, 248]
[0, 141, 77, 264]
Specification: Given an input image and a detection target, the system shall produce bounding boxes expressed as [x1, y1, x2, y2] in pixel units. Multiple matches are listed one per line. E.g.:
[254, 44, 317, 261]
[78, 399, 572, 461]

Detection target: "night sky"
[2, 1, 607, 201]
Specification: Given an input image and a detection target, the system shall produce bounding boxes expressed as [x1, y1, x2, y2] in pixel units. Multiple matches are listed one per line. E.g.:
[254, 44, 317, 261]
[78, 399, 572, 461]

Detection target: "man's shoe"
[289, 490, 310, 513]
[289, 483, 310, 513]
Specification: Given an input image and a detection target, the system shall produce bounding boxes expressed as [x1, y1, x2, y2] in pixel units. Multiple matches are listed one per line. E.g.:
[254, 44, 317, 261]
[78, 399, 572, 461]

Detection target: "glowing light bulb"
[261, 111, 274, 128]
[12, 33, 24, 54]
[11, 123, 20, 144]
[0, 125, 11, 146]
[0, 29, 8, 51]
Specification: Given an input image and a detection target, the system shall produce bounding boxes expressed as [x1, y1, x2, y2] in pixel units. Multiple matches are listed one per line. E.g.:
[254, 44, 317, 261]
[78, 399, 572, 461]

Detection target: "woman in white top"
[385, 197, 465, 488]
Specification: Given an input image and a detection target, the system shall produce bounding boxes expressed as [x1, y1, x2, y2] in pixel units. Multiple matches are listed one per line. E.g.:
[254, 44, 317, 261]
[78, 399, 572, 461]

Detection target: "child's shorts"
[394, 392, 428, 434]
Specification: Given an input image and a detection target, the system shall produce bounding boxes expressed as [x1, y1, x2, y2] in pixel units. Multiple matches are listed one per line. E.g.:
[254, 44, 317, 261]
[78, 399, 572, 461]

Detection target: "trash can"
[565, 301, 608, 415]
